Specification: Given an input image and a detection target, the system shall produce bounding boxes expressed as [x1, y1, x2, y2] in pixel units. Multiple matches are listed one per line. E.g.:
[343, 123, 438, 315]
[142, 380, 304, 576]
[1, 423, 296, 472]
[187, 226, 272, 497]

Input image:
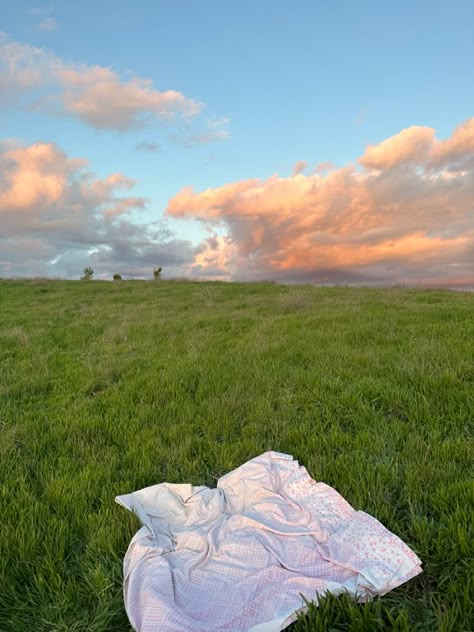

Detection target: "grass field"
[0, 279, 473, 631]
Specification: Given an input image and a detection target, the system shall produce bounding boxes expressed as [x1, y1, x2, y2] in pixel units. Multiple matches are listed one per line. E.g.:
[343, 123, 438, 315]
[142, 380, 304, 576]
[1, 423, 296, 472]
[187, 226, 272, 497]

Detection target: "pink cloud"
[0, 33, 202, 130]
[359, 126, 435, 169]
[57, 66, 201, 130]
[292, 160, 308, 176]
[360, 119, 474, 172]
[429, 117, 474, 168]
[167, 119, 474, 287]
[0, 143, 84, 212]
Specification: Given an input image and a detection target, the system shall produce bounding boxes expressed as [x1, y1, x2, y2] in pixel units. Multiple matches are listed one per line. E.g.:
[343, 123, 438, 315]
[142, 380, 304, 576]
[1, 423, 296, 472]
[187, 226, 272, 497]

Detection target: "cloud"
[136, 141, 161, 153]
[38, 17, 58, 31]
[429, 118, 474, 169]
[166, 118, 474, 287]
[359, 126, 435, 170]
[171, 117, 230, 146]
[0, 33, 202, 130]
[198, 117, 230, 143]
[29, 5, 54, 16]
[355, 105, 374, 126]
[313, 162, 335, 174]
[360, 120, 474, 172]
[292, 160, 308, 176]
[0, 141, 196, 278]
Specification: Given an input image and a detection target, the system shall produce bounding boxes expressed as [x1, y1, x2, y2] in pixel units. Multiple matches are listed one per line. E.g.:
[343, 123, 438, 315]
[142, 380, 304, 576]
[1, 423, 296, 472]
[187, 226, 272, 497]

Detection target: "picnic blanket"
[116, 451, 422, 631]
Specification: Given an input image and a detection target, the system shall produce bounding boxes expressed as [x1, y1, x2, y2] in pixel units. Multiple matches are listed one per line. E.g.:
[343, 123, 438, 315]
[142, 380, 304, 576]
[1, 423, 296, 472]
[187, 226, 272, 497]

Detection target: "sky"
[0, 0, 473, 286]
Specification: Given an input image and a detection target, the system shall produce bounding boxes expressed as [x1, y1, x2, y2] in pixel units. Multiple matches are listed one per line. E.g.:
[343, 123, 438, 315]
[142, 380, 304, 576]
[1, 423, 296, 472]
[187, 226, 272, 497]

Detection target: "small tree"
[153, 266, 162, 280]
[81, 266, 94, 280]
[113, 273, 122, 281]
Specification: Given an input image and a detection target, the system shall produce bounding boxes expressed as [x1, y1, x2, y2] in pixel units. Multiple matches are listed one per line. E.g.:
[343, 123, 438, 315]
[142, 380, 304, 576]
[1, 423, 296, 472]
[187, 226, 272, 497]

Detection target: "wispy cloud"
[166, 118, 474, 287]
[29, 5, 54, 16]
[171, 117, 230, 147]
[38, 17, 58, 32]
[136, 141, 161, 153]
[292, 160, 308, 176]
[355, 105, 374, 126]
[28, 6, 59, 33]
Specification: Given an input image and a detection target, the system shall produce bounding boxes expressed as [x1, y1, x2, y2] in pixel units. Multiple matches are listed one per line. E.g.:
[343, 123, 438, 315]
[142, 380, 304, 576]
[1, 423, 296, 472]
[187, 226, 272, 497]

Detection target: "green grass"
[0, 279, 473, 631]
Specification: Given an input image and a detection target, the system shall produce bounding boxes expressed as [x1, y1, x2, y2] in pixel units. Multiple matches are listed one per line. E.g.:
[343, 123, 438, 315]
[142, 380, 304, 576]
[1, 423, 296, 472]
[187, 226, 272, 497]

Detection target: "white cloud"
[171, 117, 230, 146]
[29, 5, 54, 16]
[38, 17, 58, 32]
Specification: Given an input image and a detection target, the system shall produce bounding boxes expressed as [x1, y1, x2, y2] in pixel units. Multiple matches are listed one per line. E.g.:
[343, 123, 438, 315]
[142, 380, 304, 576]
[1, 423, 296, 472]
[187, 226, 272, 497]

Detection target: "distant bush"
[153, 266, 162, 280]
[113, 273, 122, 281]
[81, 267, 94, 280]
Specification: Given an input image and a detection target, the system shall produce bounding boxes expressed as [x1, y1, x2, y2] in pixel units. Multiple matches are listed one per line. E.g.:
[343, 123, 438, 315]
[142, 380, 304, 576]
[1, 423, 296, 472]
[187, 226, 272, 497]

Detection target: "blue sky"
[1, 1, 473, 284]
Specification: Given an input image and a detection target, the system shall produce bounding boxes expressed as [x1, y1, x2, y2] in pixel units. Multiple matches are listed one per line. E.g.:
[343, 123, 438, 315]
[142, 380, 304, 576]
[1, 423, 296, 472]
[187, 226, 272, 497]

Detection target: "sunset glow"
[1, 3, 473, 286]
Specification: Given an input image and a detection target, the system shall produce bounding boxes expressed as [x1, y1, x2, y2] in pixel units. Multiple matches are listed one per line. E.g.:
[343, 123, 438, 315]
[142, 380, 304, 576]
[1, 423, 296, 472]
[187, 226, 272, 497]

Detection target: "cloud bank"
[0, 33, 202, 130]
[0, 141, 196, 278]
[167, 119, 474, 287]
[1, 120, 472, 286]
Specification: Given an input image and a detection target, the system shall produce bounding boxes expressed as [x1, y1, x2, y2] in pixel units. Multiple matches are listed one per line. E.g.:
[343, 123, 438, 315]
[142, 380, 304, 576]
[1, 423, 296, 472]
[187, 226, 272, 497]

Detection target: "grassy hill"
[0, 279, 472, 631]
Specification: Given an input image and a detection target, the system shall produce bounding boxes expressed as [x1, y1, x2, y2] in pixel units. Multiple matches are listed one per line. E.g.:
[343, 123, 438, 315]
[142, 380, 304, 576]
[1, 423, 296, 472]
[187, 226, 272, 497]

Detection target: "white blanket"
[116, 451, 422, 631]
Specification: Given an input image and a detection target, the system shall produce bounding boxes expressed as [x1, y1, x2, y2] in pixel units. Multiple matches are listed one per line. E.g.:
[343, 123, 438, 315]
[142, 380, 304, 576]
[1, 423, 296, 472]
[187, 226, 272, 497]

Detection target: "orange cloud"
[429, 118, 474, 168]
[0, 33, 202, 130]
[0, 143, 84, 212]
[57, 67, 200, 130]
[359, 126, 435, 169]
[360, 119, 474, 172]
[167, 119, 474, 287]
[292, 160, 308, 176]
